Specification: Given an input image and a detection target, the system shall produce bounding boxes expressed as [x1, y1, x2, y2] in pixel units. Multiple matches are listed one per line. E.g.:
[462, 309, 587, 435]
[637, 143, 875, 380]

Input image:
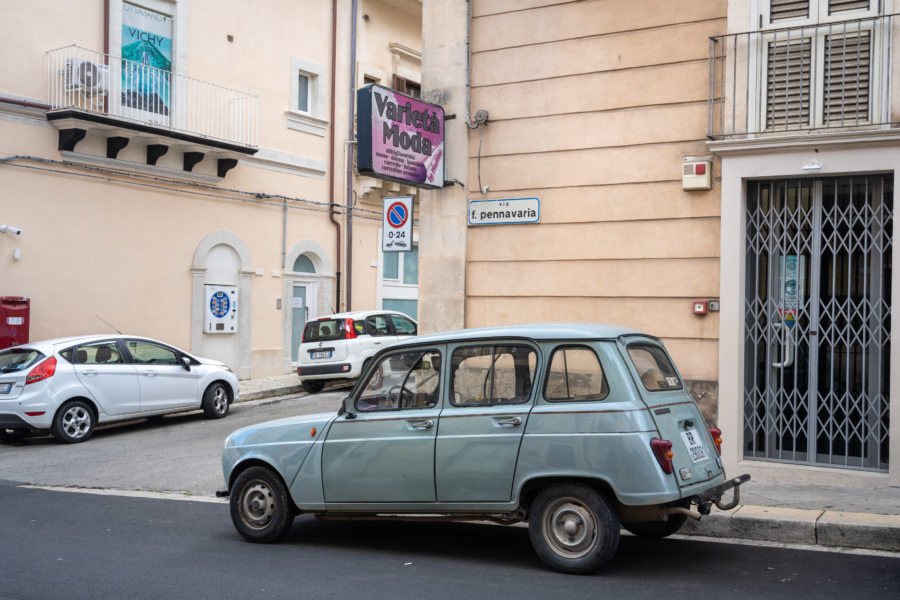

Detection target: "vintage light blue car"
[220, 323, 749, 574]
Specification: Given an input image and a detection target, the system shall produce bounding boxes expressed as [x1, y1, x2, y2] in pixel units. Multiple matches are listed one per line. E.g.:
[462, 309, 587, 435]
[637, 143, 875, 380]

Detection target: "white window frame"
[287, 57, 328, 137]
[377, 231, 419, 309]
[748, 0, 887, 133]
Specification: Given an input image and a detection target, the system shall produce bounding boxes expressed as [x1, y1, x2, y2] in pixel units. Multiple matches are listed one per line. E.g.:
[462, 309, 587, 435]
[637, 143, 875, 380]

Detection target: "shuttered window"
[829, 0, 870, 14]
[766, 38, 812, 128]
[823, 31, 870, 123]
[771, 0, 810, 21]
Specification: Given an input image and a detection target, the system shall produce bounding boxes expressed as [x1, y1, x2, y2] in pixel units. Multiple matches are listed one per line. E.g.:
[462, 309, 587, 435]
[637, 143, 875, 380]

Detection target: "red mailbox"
[0, 296, 30, 349]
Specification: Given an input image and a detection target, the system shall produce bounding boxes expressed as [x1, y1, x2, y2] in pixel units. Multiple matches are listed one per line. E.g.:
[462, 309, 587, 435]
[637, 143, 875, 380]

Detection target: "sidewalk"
[237, 375, 900, 554]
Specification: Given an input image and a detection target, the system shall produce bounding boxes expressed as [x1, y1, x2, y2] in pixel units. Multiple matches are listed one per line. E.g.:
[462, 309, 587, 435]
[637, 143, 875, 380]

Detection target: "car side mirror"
[180, 355, 191, 371]
[341, 395, 356, 419]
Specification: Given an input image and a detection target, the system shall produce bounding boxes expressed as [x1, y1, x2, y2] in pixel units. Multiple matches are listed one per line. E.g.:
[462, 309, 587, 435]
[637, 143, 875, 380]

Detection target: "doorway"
[743, 176, 892, 471]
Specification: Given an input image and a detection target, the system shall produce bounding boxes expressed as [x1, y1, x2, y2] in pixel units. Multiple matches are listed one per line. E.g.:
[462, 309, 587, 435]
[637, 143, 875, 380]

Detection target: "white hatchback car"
[296, 310, 417, 393]
[0, 335, 239, 444]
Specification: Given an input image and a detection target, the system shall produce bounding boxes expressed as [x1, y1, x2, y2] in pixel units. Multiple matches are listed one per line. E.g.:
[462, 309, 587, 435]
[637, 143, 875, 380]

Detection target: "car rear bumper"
[297, 363, 354, 378]
[0, 413, 39, 430]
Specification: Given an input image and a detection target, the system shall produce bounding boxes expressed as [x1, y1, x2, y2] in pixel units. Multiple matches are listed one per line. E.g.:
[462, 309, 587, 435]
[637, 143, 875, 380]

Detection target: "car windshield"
[0, 348, 45, 373]
[304, 319, 347, 343]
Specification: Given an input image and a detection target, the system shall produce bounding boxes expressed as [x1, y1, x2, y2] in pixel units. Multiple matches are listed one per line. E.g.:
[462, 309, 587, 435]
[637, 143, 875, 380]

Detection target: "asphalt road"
[1, 389, 898, 599]
[1, 481, 898, 600]
[0, 388, 348, 495]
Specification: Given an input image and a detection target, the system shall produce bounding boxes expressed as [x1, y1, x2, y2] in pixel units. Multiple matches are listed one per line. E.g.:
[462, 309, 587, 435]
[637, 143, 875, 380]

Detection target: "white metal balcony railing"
[47, 44, 257, 148]
[707, 14, 895, 139]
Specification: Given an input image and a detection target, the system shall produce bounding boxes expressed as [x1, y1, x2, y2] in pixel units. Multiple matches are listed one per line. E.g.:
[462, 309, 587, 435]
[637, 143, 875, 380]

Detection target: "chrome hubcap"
[543, 498, 598, 559]
[240, 481, 276, 530]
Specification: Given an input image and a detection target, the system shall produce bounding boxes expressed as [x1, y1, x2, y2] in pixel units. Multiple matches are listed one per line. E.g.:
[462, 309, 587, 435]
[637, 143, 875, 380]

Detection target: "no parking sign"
[382, 196, 413, 253]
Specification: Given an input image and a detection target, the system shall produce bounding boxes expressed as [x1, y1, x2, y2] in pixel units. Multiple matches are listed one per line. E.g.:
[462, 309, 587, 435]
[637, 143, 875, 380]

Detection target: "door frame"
[714, 137, 900, 486]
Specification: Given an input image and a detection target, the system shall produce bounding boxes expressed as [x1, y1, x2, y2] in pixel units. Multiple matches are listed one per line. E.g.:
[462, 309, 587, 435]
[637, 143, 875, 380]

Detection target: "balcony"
[46, 45, 258, 179]
[707, 14, 896, 141]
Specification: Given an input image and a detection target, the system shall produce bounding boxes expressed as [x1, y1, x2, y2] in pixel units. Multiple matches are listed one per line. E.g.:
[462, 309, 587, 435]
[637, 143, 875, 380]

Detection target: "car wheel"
[528, 483, 620, 574]
[302, 380, 325, 394]
[622, 499, 690, 538]
[202, 382, 230, 419]
[0, 428, 29, 442]
[230, 466, 295, 543]
[51, 400, 95, 444]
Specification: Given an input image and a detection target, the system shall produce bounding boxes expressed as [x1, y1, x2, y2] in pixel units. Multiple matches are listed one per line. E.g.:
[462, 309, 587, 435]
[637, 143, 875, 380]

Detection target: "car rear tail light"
[709, 427, 723, 455]
[344, 318, 357, 339]
[650, 438, 674, 474]
[26, 356, 57, 385]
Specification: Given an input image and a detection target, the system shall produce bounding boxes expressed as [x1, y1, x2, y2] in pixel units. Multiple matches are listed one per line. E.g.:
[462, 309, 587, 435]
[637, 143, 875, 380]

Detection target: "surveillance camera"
[0, 225, 22, 235]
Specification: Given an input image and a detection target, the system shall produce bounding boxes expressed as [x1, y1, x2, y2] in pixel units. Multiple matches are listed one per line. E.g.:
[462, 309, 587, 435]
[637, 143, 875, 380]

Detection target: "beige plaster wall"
[0, 0, 416, 376]
[461, 0, 727, 381]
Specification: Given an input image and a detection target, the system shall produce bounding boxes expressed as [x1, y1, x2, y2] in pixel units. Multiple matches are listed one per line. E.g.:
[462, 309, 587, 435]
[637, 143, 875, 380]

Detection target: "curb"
[680, 504, 900, 552]
[238, 385, 304, 402]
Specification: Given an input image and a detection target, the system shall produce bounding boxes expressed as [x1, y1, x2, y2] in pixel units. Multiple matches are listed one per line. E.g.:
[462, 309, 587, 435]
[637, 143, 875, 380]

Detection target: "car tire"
[302, 380, 326, 394]
[528, 483, 620, 574]
[0, 428, 29, 442]
[202, 382, 230, 419]
[230, 466, 295, 543]
[51, 400, 95, 444]
[622, 499, 690, 538]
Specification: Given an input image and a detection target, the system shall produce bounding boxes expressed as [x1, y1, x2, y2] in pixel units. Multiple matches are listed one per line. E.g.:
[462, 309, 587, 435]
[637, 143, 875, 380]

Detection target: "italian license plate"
[680, 429, 709, 463]
[0, 383, 11, 394]
[310, 350, 332, 359]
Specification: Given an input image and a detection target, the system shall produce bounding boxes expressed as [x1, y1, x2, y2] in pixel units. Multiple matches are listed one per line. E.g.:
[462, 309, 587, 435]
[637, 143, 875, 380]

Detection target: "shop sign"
[357, 84, 444, 189]
[382, 196, 414, 253]
[778, 254, 805, 327]
[468, 198, 541, 226]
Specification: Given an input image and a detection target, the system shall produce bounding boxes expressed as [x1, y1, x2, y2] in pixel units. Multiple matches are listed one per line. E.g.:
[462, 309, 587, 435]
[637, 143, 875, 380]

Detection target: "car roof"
[392, 322, 652, 346]
[6, 334, 181, 352]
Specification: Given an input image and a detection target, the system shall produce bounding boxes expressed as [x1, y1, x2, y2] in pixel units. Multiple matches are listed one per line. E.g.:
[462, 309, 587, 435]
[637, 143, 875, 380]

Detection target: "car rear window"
[628, 344, 682, 391]
[304, 319, 348, 342]
[0, 348, 45, 373]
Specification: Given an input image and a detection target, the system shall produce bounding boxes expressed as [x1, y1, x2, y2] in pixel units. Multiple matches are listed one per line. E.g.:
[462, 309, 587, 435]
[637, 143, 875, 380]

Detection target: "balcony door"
[744, 177, 892, 471]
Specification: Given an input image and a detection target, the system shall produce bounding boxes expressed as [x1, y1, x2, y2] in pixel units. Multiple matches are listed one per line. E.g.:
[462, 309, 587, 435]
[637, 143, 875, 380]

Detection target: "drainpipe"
[329, 0, 342, 310]
[345, 0, 358, 312]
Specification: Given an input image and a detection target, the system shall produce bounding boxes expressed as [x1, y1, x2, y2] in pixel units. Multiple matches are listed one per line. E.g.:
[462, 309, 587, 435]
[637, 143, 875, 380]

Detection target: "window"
[288, 57, 327, 136]
[628, 345, 682, 392]
[389, 315, 417, 335]
[292, 254, 315, 273]
[76, 341, 124, 365]
[392, 74, 421, 99]
[451, 345, 537, 406]
[759, 0, 879, 131]
[303, 319, 348, 343]
[366, 314, 392, 337]
[126, 340, 178, 365]
[356, 350, 441, 411]
[544, 346, 608, 402]
[297, 73, 310, 113]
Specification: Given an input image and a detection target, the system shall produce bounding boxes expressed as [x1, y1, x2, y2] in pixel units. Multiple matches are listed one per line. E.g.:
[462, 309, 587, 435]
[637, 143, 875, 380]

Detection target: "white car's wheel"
[202, 382, 230, 419]
[51, 400, 95, 444]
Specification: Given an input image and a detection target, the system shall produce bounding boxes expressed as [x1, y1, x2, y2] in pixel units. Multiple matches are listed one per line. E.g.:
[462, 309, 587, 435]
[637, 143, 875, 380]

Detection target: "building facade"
[419, 0, 898, 486]
[0, 0, 422, 378]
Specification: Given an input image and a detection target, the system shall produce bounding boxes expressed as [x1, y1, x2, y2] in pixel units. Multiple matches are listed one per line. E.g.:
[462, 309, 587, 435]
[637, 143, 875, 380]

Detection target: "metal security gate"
[744, 176, 892, 471]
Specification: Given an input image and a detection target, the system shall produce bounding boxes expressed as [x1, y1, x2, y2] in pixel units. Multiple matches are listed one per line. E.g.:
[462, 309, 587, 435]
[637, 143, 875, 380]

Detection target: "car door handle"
[143, 371, 157, 377]
[82, 370, 98, 376]
[410, 420, 434, 429]
[497, 417, 522, 426]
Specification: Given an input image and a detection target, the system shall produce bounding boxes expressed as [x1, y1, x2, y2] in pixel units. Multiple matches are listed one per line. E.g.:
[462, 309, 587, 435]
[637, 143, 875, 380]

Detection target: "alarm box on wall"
[205, 285, 238, 334]
[683, 156, 712, 191]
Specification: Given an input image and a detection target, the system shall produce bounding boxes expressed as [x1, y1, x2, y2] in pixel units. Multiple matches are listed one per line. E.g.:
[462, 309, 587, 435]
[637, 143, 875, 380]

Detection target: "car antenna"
[95, 315, 123, 334]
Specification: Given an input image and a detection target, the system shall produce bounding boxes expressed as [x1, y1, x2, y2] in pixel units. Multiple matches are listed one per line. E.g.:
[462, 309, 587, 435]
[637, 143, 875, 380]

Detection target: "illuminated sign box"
[357, 84, 444, 189]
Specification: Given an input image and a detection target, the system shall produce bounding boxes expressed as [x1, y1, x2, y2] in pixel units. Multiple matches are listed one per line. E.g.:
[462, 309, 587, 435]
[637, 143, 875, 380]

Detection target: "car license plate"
[0, 383, 11, 394]
[680, 429, 709, 463]
[310, 350, 332, 359]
